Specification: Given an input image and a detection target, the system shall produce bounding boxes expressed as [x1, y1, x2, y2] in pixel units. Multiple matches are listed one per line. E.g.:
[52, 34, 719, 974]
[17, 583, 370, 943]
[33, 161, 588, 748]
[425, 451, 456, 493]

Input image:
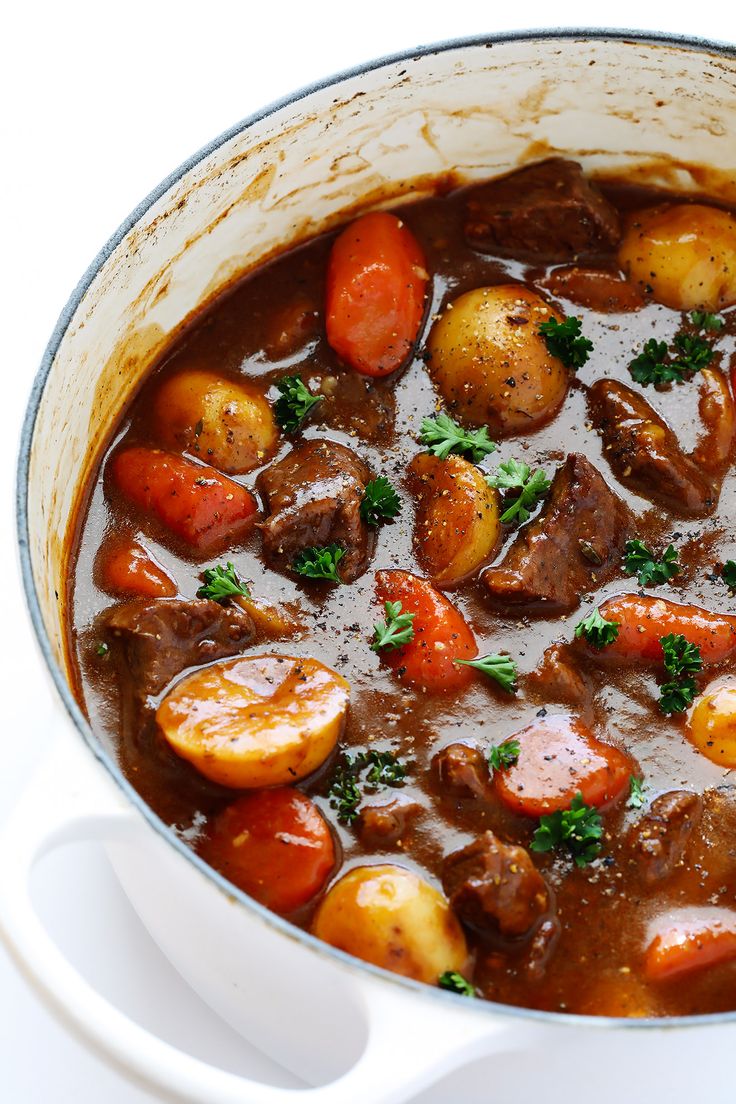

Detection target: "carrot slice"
[202, 789, 335, 915]
[493, 714, 632, 817]
[326, 212, 428, 377]
[110, 446, 257, 554]
[644, 908, 736, 981]
[596, 594, 736, 664]
[374, 570, 477, 693]
[99, 536, 176, 598]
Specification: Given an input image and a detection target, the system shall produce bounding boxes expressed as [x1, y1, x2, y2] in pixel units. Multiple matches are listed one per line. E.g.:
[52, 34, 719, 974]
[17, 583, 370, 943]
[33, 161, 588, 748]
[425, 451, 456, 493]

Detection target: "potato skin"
[619, 204, 736, 311]
[153, 368, 278, 474]
[426, 285, 569, 434]
[409, 453, 500, 586]
[312, 864, 468, 983]
[688, 681, 736, 767]
[156, 654, 349, 788]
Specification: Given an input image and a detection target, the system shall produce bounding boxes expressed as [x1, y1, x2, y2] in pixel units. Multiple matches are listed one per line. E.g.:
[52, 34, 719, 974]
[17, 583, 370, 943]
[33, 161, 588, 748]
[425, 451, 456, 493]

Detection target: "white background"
[2, 2, 736, 1100]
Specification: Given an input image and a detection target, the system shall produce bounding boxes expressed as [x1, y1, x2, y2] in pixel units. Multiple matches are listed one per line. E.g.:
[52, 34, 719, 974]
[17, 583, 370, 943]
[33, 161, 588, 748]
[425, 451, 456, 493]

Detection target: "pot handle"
[0, 733, 523, 1104]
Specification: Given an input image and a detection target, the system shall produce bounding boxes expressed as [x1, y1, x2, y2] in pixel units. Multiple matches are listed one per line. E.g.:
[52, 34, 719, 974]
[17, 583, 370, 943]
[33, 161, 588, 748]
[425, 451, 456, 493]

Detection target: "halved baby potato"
[153, 368, 279, 474]
[619, 204, 736, 311]
[688, 680, 736, 768]
[312, 864, 468, 982]
[156, 654, 349, 788]
[408, 453, 501, 586]
[426, 285, 570, 434]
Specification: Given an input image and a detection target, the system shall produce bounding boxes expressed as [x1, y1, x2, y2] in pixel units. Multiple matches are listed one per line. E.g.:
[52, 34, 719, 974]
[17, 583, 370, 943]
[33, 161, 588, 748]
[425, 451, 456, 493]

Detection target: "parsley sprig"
[721, 560, 736, 590]
[197, 562, 251, 602]
[691, 310, 725, 332]
[538, 316, 593, 370]
[371, 600, 415, 652]
[623, 540, 680, 587]
[488, 738, 521, 774]
[438, 971, 476, 997]
[360, 477, 401, 526]
[627, 775, 645, 809]
[454, 653, 518, 693]
[629, 329, 714, 387]
[575, 607, 620, 649]
[530, 792, 603, 867]
[419, 413, 497, 463]
[658, 633, 702, 715]
[274, 375, 324, 432]
[293, 543, 344, 583]
[328, 750, 407, 824]
[487, 459, 551, 524]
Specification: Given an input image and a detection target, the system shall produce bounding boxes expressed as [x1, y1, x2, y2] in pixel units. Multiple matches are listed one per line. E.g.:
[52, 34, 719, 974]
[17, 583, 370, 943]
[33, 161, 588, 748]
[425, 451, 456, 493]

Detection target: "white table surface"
[3, 3, 735, 1100]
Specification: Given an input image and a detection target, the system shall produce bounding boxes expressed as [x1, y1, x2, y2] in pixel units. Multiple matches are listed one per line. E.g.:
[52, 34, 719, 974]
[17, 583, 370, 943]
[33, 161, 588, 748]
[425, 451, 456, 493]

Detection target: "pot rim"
[17, 26, 736, 1032]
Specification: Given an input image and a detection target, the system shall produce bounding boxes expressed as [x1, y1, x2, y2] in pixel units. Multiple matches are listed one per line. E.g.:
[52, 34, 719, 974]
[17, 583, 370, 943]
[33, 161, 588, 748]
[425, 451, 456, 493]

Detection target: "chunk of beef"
[538, 265, 645, 313]
[628, 791, 702, 885]
[589, 380, 715, 516]
[482, 453, 632, 613]
[105, 598, 254, 698]
[529, 644, 590, 706]
[433, 742, 489, 799]
[443, 831, 549, 938]
[358, 794, 422, 849]
[523, 918, 561, 982]
[464, 158, 621, 261]
[257, 439, 375, 581]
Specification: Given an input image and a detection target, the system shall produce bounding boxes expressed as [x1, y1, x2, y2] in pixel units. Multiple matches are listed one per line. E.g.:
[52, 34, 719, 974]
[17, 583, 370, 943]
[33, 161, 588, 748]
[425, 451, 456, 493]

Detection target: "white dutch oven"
[9, 29, 736, 1104]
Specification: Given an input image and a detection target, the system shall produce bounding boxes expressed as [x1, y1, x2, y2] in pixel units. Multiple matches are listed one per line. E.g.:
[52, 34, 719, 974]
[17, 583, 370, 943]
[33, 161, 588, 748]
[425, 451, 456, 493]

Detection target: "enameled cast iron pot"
[10, 30, 736, 1104]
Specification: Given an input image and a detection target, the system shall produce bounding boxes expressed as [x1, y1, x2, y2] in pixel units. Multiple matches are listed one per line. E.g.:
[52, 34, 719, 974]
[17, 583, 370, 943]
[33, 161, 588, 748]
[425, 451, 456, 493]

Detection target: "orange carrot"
[596, 593, 736, 664]
[644, 908, 736, 981]
[99, 537, 176, 598]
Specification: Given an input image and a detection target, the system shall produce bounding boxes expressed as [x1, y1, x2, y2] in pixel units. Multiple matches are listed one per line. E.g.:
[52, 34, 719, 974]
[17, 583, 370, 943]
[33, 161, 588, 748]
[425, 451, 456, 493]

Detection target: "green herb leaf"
[360, 477, 401, 526]
[455, 653, 518, 693]
[371, 600, 416, 652]
[293, 543, 344, 583]
[530, 792, 603, 867]
[488, 738, 521, 774]
[575, 607, 620, 649]
[487, 459, 551, 525]
[623, 540, 680, 586]
[438, 971, 476, 997]
[197, 561, 251, 602]
[721, 560, 736, 590]
[363, 750, 407, 786]
[96, 642, 109, 657]
[627, 775, 645, 809]
[628, 339, 673, 386]
[327, 762, 363, 824]
[538, 316, 593, 370]
[274, 374, 324, 432]
[659, 677, 698, 715]
[661, 633, 703, 678]
[690, 310, 725, 332]
[671, 331, 713, 376]
[328, 750, 407, 824]
[419, 413, 497, 463]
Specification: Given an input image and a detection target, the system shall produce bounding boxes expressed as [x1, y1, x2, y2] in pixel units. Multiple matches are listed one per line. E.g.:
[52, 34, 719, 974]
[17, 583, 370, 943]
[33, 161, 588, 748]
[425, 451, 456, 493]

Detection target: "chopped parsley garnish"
[438, 971, 476, 997]
[530, 792, 603, 867]
[690, 310, 725, 332]
[328, 750, 407, 824]
[629, 339, 672, 386]
[623, 540, 680, 586]
[371, 600, 415, 652]
[487, 458, 551, 525]
[629, 329, 714, 387]
[488, 738, 521, 774]
[575, 607, 620, 649]
[538, 316, 593, 370]
[454, 652, 518, 693]
[293, 543, 344, 583]
[721, 560, 736, 590]
[96, 642, 109, 657]
[197, 561, 251, 602]
[627, 775, 645, 809]
[274, 374, 323, 432]
[671, 331, 713, 375]
[360, 477, 401, 526]
[419, 413, 497, 463]
[658, 633, 702, 715]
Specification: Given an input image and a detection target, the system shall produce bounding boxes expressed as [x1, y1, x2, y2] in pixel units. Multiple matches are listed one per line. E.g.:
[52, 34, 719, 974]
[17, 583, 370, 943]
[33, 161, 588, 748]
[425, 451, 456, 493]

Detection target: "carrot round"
[99, 536, 176, 598]
[203, 789, 335, 915]
[110, 446, 257, 554]
[494, 714, 631, 817]
[374, 570, 477, 693]
[326, 212, 428, 377]
[644, 908, 736, 981]
[596, 593, 736, 664]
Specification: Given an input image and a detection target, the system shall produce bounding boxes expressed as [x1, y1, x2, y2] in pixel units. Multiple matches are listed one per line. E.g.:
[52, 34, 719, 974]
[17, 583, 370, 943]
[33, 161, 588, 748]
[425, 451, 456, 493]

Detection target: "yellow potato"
[426, 285, 569, 434]
[312, 865, 468, 983]
[234, 595, 303, 638]
[153, 368, 278, 474]
[619, 204, 736, 311]
[688, 680, 736, 767]
[409, 453, 500, 585]
[157, 654, 349, 788]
